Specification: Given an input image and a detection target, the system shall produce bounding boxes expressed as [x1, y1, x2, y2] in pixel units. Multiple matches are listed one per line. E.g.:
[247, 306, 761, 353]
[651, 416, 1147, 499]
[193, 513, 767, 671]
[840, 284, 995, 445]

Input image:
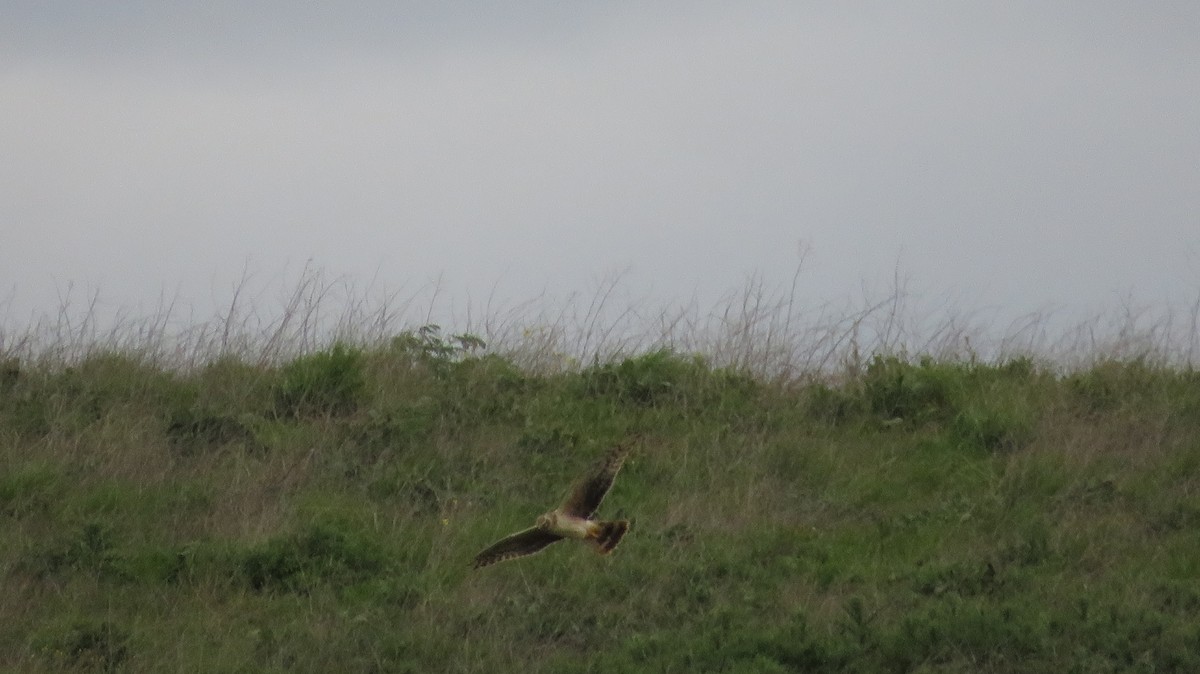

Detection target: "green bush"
[438, 353, 530, 425]
[1067, 359, 1154, 412]
[388, 324, 485, 377]
[804, 381, 867, 424]
[0, 462, 64, 517]
[0, 353, 190, 438]
[238, 522, 387, 592]
[579, 349, 696, 406]
[952, 402, 1035, 453]
[344, 405, 437, 463]
[36, 620, 129, 672]
[579, 349, 759, 412]
[862, 355, 961, 423]
[25, 521, 124, 580]
[165, 407, 257, 454]
[275, 343, 367, 418]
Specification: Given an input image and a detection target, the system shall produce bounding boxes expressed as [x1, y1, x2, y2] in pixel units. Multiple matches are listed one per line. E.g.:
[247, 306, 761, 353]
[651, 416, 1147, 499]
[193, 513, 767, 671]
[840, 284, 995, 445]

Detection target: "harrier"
[471, 440, 633, 569]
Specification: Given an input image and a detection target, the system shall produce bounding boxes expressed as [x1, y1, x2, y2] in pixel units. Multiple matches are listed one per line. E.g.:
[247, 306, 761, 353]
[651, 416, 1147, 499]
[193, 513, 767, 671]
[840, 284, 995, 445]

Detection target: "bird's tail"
[590, 520, 630, 555]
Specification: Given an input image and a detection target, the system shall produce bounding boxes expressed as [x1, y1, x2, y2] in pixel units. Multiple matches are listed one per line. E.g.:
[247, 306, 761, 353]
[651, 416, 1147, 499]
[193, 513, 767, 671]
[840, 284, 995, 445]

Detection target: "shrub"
[37, 620, 129, 672]
[438, 353, 530, 425]
[578, 349, 758, 410]
[344, 405, 437, 464]
[1066, 358, 1168, 413]
[274, 343, 367, 418]
[24, 521, 124, 580]
[579, 349, 694, 406]
[804, 381, 867, 424]
[862, 355, 960, 423]
[238, 522, 387, 592]
[165, 407, 257, 454]
[0, 463, 63, 518]
[388, 324, 485, 378]
[952, 403, 1035, 453]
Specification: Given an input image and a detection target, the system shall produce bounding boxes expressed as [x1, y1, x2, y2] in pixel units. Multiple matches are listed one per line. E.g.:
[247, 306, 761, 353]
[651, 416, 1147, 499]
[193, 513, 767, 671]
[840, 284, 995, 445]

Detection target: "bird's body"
[472, 440, 634, 569]
[537, 510, 595, 539]
[539, 509, 629, 552]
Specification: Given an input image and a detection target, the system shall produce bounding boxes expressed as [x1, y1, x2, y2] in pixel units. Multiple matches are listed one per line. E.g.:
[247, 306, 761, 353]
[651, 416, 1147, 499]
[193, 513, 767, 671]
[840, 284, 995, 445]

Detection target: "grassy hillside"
[2, 326, 1199, 672]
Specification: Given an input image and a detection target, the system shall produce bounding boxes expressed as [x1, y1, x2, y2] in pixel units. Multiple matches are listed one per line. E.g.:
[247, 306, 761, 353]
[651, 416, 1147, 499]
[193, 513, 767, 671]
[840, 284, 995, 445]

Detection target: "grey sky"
[3, 3, 1199, 344]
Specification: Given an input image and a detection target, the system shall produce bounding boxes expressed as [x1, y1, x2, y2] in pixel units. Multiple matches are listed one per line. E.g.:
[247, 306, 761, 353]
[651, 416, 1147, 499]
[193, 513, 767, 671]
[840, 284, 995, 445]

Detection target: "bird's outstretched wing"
[471, 527, 563, 568]
[560, 441, 632, 519]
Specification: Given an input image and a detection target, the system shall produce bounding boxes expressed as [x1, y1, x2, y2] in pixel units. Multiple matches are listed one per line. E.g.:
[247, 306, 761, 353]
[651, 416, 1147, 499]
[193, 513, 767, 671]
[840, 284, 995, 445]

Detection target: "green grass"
[2, 330, 1199, 672]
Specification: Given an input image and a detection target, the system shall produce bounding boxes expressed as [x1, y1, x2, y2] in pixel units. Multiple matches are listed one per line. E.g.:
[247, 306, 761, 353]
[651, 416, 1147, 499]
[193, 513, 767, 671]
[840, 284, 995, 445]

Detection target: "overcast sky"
[3, 2, 1198, 345]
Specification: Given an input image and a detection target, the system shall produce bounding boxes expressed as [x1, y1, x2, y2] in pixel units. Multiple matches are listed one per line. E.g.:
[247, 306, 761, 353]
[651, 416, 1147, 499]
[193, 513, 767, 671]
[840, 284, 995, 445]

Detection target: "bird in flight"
[471, 440, 634, 569]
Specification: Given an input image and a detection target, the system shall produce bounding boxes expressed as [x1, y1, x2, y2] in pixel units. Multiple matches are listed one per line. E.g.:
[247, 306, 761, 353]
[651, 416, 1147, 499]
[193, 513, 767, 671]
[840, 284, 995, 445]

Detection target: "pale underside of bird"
[471, 440, 633, 569]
